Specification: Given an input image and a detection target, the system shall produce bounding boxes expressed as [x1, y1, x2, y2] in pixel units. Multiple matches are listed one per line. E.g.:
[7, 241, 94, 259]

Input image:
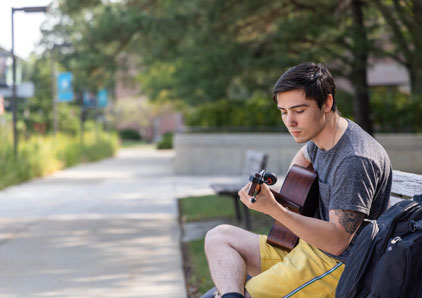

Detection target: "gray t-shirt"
[307, 119, 392, 263]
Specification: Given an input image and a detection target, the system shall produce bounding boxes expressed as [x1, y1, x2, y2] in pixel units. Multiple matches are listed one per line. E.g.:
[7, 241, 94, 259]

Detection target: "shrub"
[0, 132, 119, 190]
[118, 129, 142, 140]
[156, 132, 173, 149]
[370, 88, 422, 132]
[184, 92, 283, 132]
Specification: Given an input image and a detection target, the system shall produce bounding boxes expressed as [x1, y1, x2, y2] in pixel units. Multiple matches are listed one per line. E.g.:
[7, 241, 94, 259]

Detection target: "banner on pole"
[57, 72, 73, 102]
[97, 89, 108, 108]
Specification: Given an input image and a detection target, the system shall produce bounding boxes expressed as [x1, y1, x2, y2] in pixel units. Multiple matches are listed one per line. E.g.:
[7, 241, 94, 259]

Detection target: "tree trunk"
[352, 74, 373, 135]
[410, 53, 422, 95]
[350, 0, 373, 135]
[411, 1, 422, 94]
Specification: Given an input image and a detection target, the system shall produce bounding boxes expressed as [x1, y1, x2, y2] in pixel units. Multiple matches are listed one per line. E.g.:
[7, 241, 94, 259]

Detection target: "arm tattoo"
[334, 210, 365, 234]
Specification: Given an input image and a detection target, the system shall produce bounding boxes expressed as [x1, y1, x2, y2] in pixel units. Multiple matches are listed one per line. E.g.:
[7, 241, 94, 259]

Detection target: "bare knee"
[204, 224, 261, 276]
[204, 224, 236, 254]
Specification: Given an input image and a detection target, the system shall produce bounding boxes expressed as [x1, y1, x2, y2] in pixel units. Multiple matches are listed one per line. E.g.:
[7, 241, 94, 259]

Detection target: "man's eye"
[296, 110, 304, 114]
[281, 111, 287, 115]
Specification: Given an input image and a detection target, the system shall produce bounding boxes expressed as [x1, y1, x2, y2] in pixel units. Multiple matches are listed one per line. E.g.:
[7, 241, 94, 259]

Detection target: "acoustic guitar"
[248, 165, 319, 251]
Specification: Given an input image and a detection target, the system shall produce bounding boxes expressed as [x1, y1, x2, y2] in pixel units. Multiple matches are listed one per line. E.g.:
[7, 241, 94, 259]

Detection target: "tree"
[374, 0, 422, 95]
[40, 0, 420, 134]
[132, 0, 377, 133]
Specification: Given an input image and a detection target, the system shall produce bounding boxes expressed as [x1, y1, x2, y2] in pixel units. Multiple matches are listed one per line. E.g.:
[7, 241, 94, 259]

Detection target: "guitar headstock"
[247, 170, 277, 202]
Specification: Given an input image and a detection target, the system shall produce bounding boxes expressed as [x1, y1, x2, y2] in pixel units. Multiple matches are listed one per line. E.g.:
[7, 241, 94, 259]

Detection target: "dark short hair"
[272, 62, 336, 111]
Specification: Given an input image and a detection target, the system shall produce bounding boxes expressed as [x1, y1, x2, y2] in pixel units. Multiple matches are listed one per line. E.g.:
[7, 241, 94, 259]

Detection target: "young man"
[203, 62, 392, 298]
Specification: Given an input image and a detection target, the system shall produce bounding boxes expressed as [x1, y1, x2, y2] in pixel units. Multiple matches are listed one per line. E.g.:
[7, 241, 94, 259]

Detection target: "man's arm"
[238, 183, 365, 256]
[268, 204, 364, 255]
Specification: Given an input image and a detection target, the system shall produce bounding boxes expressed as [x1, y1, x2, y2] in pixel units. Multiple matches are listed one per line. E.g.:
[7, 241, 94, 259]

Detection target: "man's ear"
[324, 94, 334, 112]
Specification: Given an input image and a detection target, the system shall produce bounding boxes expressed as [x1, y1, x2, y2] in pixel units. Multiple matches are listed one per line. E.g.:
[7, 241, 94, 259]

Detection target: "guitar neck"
[270, 189, 301, 213]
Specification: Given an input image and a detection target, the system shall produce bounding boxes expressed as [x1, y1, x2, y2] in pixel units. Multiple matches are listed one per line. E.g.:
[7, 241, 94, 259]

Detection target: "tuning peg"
[263, 172, 277, 185]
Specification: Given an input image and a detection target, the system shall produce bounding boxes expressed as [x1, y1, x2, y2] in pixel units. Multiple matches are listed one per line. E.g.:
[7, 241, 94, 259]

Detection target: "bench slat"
[392, 170, 422, 198]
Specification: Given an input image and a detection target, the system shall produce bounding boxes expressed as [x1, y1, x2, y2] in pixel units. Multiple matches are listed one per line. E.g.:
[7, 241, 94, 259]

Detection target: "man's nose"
[286, 113, 297, 127]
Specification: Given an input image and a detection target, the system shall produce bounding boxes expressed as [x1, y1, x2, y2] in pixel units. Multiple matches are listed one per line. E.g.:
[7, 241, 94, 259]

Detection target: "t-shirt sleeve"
[329, 156, 378, 215]
[306, 141, 317, 164]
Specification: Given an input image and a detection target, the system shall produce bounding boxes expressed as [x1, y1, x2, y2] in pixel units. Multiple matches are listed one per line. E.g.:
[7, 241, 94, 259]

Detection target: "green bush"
[370, 88, 422, 132]
[156, 132, 173, 149]
[183, 88, 422, 133]
[82, 133, 119, 162]
[184, 92, 283, 132]
[0, 132, 119, 190]
[118, 128, 142, 140]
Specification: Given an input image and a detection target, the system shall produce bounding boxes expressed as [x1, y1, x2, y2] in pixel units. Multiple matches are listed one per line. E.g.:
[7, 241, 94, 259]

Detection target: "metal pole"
[10, 6, 48, 151]
[80, 104, 85, 146]
[11, 8, 18, 156]
[51, 47, 58, 136]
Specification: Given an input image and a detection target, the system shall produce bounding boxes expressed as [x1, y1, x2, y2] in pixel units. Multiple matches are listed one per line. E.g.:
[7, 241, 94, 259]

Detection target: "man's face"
[276, 89, 327, 143]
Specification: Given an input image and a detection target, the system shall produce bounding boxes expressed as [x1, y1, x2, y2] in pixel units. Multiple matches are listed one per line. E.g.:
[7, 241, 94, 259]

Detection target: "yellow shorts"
[245, 235, 344, 298]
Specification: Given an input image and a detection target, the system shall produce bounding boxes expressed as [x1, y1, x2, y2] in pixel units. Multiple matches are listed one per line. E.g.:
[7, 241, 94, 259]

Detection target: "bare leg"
[204, 224, 261, 296]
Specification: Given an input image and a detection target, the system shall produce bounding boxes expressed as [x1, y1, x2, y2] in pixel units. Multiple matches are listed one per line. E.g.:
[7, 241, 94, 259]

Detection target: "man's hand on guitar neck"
[238, 182, 282, 216]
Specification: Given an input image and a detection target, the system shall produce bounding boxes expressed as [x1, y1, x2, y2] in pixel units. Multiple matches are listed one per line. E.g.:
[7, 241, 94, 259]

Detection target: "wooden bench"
[210, 150, 268, 230]
[389, 170, 422, 206]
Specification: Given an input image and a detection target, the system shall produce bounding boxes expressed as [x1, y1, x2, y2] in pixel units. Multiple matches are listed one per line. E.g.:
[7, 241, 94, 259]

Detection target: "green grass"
[179, 194, 273, 297]
[184, 238, 214, 296]
[179, 194, 236, 222]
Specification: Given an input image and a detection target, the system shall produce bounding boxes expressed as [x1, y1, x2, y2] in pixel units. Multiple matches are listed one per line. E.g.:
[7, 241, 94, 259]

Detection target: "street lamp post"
[11, 6, 48, 156]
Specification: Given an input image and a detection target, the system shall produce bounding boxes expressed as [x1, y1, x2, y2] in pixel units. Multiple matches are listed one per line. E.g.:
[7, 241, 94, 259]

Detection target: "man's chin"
[291, 135, 308, 144]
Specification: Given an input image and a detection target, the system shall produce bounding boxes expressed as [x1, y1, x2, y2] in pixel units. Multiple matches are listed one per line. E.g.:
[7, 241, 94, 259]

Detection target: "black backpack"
[336, 195, 422, 298]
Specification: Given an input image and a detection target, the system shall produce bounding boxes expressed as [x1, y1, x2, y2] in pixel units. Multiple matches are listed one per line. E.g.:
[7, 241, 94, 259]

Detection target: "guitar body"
[266, 165, 319, 251]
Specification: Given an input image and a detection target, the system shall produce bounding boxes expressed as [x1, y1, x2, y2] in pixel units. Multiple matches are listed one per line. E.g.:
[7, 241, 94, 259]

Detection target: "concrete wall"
[376, 134, 422, 174]
[174, 133, 422, 175]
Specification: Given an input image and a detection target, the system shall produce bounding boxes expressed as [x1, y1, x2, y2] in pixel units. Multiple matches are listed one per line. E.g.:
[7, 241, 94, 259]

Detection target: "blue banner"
[97, 89, 108, 108]
[57, 72, 73, 102]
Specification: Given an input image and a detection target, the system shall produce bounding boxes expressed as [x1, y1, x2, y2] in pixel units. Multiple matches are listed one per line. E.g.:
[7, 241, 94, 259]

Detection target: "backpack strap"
[395, 219, 422, 235]
[410, 220, 422, 232]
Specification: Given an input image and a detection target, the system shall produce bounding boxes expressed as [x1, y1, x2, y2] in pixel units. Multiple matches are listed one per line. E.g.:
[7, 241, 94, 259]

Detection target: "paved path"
[0, 148, 238, 298]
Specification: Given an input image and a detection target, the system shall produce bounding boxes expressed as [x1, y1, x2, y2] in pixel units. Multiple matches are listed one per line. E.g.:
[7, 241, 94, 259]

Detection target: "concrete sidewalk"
[0, 147, 239, 298]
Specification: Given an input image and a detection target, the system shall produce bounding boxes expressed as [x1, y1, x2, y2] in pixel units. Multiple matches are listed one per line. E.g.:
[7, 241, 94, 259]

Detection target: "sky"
[0, 0, 53, 59]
